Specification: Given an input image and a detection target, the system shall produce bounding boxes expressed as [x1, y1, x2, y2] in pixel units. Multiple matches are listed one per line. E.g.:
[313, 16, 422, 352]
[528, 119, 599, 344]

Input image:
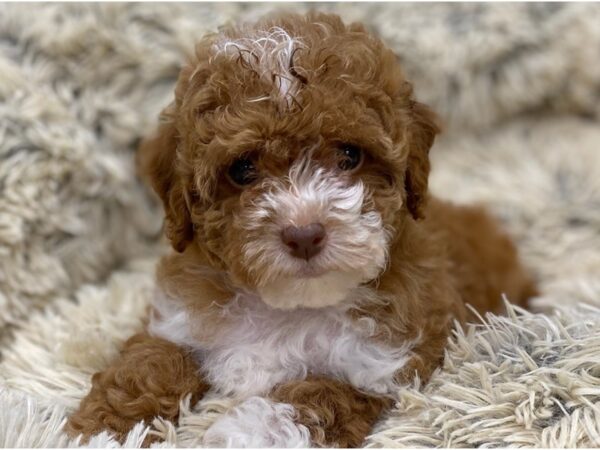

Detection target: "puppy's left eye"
[337, 143, 363, 171]
[228, 157, 258, 187]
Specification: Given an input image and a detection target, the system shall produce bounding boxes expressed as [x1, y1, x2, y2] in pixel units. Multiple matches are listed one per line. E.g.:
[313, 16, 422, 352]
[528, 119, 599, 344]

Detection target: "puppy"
[67, 11, 537, 447]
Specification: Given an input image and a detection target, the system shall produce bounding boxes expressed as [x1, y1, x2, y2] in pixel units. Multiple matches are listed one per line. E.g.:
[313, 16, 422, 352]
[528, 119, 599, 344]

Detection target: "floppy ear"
[137, 117, 193, 253]
[404, 100, 440, 220]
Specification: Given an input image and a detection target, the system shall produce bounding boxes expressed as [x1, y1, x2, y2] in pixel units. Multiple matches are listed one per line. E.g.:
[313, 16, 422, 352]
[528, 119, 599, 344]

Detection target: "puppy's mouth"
[250, 240, 387, 310]
[293, 262, 328, 279]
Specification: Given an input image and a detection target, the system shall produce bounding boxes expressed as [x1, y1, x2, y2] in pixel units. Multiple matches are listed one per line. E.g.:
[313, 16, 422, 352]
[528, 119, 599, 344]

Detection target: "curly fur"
[70, 11, 537, 447]
[66, 334, 209, 445]
[203, 397, 311, 447]
[270, 376, 394, 448]
[149, 288, 418, 400]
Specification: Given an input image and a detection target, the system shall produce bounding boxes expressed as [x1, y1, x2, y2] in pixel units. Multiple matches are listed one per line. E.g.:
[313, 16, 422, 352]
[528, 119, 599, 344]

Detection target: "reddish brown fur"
[66, 334, 209, 444]
[270, 376, 393, 447]
[71, 11, 537, 447]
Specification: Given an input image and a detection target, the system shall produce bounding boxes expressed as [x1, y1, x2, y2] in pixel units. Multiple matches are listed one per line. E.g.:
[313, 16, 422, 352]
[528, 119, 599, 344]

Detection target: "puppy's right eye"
[227, 157, 258, 187]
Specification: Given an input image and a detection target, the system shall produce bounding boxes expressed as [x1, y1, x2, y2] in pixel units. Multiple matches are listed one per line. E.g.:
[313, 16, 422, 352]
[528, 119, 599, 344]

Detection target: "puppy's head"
[139, 12, 438, 309]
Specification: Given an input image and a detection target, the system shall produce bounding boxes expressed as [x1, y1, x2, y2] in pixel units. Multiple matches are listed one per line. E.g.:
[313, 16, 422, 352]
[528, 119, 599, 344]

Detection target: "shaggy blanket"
[1, 3, 600, 447]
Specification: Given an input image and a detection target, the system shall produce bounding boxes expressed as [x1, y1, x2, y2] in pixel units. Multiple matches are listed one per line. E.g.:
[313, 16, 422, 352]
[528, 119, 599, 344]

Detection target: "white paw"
[202, 397, 311, 448]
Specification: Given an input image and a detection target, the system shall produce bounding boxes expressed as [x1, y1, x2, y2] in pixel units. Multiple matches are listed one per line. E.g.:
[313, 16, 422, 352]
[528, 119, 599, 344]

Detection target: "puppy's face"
[140, 13, 438, 309]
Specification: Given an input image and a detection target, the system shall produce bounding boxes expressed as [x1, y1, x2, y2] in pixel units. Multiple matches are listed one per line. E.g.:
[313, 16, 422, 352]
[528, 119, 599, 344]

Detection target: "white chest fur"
[149, 289, 414, 399]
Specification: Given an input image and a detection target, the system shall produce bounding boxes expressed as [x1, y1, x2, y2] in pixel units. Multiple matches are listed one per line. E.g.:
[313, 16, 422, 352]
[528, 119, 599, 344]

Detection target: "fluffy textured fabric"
[0, 2, 599, 447]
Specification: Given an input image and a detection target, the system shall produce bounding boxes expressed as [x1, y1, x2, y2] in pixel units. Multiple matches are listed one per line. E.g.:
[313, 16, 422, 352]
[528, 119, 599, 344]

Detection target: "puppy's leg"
[202, 396, 312, 448]
[66, 333, 209, 444]
[272, 376, 392, 447]
[203, 376, 392, 448]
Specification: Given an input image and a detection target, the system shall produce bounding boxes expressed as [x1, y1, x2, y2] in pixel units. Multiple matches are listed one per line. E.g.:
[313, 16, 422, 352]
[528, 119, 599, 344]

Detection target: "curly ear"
[137, 117, 193, 252]
[404, 101, 440, 220]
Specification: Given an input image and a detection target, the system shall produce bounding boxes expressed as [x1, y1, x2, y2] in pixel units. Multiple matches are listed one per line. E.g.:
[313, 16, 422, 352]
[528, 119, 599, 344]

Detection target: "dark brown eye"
[337, 143, 363, 171]
[228, 157, 258, 187]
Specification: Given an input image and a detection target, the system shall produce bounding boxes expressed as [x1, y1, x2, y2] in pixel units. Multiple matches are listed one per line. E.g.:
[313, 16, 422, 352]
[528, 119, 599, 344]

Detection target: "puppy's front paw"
[67, 333, 208, 444]
[202, 397, 311, 448]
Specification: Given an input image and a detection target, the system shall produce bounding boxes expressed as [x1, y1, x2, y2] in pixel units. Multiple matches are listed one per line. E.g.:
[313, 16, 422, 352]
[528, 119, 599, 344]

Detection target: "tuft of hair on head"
[212, 26, 308, 111]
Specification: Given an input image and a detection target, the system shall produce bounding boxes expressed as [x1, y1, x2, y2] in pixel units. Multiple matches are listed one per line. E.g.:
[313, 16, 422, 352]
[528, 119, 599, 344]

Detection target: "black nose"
[281, 223, 327, 260]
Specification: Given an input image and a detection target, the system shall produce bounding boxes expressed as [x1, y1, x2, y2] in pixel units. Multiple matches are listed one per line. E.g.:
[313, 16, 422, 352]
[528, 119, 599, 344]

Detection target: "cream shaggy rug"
[1, 3, 600, 447]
